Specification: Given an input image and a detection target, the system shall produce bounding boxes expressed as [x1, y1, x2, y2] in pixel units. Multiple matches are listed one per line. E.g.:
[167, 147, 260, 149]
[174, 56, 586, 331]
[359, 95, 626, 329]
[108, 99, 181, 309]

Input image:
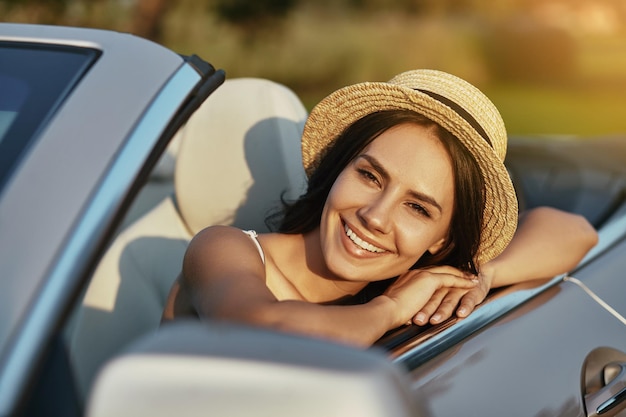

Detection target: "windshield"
[0, 74, 28, 139]
[0, 42, 99, 193]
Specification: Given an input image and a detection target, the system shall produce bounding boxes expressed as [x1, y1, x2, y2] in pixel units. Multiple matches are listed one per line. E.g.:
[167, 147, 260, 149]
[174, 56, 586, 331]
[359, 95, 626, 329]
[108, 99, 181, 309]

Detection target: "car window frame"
[0, 56, 225, 416]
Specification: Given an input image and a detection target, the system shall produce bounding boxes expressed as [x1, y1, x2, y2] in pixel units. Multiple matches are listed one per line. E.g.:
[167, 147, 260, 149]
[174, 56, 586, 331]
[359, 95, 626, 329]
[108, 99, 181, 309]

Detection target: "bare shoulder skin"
[162, 225, 271, 321]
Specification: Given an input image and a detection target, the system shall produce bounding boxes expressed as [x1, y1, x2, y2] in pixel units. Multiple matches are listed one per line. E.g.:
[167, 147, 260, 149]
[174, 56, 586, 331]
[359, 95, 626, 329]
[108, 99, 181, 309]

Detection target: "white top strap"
[242, 229, 266, 265]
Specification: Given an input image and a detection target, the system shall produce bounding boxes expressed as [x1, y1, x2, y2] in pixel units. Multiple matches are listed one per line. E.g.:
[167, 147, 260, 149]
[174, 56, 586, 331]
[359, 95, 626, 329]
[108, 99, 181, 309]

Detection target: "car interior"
[505, 135, 626, 229]
[66, 77, 309, 407]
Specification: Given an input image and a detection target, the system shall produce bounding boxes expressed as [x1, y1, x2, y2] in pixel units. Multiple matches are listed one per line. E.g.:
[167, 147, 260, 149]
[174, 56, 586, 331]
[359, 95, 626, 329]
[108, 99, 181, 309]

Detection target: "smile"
[343, 224, 386, 253]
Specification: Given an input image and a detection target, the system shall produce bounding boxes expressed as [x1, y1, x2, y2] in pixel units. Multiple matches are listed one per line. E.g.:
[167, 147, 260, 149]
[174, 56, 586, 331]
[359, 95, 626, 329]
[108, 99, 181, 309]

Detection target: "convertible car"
[1, 23, 625, 417]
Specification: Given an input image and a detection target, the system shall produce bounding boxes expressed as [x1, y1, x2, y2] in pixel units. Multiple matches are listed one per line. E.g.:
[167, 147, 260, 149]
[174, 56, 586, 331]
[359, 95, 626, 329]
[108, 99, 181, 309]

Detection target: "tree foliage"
[212, 0, 297, 26]
[1, 0, 68, 22]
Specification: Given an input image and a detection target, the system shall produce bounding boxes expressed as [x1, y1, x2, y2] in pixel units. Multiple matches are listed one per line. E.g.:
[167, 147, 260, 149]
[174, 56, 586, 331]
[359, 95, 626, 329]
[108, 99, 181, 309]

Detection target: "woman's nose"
[357, 194, 393, 234]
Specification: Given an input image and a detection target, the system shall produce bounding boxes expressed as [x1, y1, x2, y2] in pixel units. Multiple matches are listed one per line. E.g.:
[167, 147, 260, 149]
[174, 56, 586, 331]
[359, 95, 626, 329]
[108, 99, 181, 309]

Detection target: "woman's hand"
[381, 266, 478, 328]
[409, 207, 599, 327]
[411, 265, 495, 326]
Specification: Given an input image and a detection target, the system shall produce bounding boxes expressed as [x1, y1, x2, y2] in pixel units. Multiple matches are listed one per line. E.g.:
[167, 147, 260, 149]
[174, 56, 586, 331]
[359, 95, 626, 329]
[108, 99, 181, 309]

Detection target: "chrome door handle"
[582, 347, 626, 417]
[585, 361, 626, 416]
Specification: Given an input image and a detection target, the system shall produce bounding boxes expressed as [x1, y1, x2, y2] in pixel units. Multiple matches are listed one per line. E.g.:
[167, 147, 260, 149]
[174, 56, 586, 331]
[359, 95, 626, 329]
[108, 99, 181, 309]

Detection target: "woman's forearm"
[232, 296, 395, 348]
[486, 206, 598, 287]
[243, 268, 479, 346]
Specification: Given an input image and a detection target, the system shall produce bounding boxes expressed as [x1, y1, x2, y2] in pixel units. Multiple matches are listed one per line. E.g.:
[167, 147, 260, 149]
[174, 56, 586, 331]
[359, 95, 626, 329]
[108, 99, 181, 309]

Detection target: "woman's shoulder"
[189, 225, 255, 249]
[178, 226, 274, 316]
[186, 225, 266, 264]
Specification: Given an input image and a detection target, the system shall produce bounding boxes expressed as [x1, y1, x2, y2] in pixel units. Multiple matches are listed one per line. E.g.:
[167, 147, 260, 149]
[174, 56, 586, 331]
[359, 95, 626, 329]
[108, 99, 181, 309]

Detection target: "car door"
[384, 194, 626, 416]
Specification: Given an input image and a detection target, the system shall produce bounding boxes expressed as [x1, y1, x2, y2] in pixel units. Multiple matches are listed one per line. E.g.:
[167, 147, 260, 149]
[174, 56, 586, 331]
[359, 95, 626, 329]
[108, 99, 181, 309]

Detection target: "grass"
[486, 84, 626, 136]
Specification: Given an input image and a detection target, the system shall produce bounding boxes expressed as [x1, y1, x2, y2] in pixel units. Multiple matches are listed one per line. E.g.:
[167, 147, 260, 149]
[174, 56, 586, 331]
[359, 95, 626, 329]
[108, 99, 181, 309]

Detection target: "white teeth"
[344, 224, 386, 253]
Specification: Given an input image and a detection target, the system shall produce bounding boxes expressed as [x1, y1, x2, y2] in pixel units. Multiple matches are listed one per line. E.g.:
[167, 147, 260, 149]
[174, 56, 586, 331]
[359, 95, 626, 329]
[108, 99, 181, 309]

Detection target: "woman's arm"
[413, 206, 599, 325]
[483, 206, 598, 287]
[174, 226, 477, 347]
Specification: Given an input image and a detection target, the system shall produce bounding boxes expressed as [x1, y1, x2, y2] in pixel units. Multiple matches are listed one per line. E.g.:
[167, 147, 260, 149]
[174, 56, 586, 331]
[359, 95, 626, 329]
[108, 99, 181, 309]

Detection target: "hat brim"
[301, 81, 518, 265]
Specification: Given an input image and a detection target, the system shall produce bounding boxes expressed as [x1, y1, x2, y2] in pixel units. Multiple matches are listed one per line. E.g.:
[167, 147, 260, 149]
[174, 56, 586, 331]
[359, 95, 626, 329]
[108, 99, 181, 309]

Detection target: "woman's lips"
[343, 223, 386, 253]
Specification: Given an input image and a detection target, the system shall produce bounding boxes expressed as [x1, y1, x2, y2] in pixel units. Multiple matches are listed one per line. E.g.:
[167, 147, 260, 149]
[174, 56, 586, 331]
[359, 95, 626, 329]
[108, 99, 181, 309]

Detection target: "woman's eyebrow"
[358, 154, 443, 214]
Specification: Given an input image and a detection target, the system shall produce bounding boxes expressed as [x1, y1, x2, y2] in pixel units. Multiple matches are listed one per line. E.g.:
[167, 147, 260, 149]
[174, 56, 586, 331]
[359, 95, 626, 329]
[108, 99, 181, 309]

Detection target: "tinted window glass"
[0, 42, 99, 192]
[0, 74, 28, 139]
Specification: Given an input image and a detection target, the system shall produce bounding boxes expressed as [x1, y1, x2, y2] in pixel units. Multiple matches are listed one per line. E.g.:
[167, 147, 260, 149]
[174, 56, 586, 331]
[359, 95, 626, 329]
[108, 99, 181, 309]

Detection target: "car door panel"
[567, 235, 626, 321]
[405, 271, 626, 417]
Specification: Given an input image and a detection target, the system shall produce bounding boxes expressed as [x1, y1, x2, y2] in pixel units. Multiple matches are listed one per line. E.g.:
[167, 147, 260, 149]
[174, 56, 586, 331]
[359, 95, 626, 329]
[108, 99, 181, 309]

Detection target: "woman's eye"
[357, 168, 379, 184]
[408, 202, 430, 217]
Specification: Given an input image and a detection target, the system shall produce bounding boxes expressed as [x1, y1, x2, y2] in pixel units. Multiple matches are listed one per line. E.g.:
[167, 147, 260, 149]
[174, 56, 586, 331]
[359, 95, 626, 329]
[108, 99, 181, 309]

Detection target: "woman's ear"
[427, 237, 448, 256]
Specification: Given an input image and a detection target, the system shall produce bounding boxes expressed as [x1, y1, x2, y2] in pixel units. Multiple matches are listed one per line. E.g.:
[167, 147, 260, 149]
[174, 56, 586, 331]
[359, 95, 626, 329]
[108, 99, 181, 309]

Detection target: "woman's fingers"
[456, 270, 491, 317]
[402, 266, 493, 327]
[421, 265, 472, 279]
[414, 288, 468, 325]
[456, 286, 488, 317]
[430, 289, 466, 324]
[413, 288, 446, 325]
[410, 271, 478, 325]
[386, 268, 479, 327]
[437, 273, 479, 289]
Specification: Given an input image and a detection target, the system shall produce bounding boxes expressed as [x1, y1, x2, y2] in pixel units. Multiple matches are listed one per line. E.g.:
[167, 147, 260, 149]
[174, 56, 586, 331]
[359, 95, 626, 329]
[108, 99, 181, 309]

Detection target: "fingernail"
[415, 312, 426, 324]
[431, 313, 441, 323]
[458, 307, 468, 316]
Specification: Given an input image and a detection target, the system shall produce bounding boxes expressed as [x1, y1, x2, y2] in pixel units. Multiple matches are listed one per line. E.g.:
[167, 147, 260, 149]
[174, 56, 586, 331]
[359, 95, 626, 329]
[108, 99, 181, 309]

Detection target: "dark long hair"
[268, 109, 485, 275]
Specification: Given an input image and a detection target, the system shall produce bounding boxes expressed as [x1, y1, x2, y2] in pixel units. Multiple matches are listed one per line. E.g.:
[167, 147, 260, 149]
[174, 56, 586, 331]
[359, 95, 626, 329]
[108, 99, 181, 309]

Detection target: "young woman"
[162, 69, 597, 346]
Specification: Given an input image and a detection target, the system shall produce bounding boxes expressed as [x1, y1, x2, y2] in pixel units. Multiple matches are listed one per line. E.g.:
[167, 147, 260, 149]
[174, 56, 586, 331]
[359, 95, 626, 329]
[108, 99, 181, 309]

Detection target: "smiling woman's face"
[319, 122, 455, 282]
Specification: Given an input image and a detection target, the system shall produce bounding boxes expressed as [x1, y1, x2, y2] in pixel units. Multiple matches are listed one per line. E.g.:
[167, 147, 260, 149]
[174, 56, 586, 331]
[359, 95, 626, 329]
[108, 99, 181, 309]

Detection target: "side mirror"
[86, 321, 421, 417]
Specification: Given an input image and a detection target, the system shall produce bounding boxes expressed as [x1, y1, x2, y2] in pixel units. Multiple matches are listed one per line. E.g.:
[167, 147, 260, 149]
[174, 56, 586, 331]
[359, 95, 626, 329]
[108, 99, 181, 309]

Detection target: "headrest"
[174, 78, 308, 235]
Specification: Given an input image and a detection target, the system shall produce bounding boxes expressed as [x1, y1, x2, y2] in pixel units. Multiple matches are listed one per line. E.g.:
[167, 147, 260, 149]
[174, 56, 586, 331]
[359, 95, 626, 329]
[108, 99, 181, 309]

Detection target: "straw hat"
[301, 69, 518, 265]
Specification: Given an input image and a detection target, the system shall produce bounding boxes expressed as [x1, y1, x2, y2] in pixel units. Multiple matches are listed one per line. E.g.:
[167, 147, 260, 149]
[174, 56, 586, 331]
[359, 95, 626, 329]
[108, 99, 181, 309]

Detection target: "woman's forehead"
[363, 124, 452, 172]
[361, 124, 455, 205]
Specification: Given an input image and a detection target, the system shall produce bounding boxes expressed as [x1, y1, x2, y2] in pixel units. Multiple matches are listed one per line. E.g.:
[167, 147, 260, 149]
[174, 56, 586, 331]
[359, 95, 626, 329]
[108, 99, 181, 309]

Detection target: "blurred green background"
[3, 0, 626, 136]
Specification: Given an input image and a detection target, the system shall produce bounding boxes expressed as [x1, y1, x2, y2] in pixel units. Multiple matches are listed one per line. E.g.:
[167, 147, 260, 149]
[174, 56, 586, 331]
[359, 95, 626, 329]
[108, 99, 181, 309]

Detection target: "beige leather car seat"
[69, 78, 308, 403]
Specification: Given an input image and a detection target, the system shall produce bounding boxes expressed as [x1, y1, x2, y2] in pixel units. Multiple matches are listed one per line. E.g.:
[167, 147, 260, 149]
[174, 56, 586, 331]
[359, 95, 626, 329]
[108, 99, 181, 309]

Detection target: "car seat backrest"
[176, 78, 308, 234]
[69, 78, 308, 404]
[175, 79, 306, 234]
